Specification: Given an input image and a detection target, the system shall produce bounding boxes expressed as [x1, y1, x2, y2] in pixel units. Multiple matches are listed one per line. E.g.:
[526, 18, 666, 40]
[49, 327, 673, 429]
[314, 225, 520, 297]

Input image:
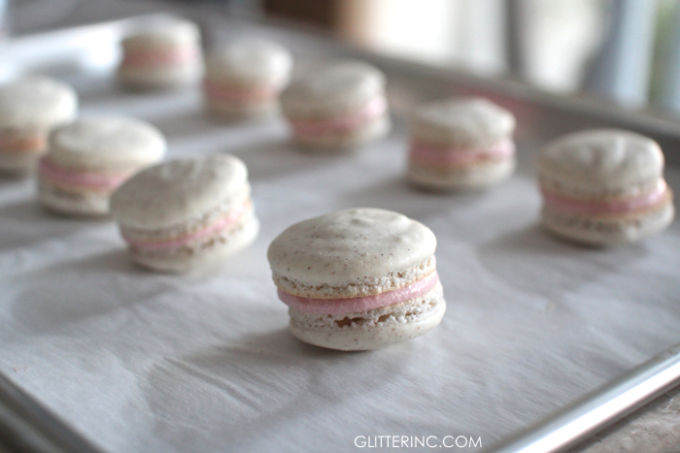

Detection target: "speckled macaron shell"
[268, 208, 437, 298]
[408, 159, 516, 190]
[280, 60, 386, 118]
[49, 117, 166, 170]
[205, 40, 293, 86]
[111, 154, 249, 230]
[411, 97, 515, 148]
[0, 76, 77, 130]
[538, 129, 664, 198]
[121, 19, 201, 48]
[541, 201, 674, 245]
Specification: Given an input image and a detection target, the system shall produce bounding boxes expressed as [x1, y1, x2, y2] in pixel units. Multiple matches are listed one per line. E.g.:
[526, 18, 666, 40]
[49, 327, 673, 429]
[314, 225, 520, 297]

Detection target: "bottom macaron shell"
[207, 99, 279, 121]
[38, 179, 112, 217]
[0, 151, 43, 174]
[294, 115, 391, 150]
[408, 158, 515, 190]
[541, 201, 675, 245]
[129, 215, 259, 272]
[288, 282, 446, 351]
[118, 65, 202, 90]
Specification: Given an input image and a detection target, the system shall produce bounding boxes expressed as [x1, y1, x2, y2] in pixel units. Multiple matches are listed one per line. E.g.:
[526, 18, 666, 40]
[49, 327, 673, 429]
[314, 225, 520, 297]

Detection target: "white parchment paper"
[1, 20, 680, 453]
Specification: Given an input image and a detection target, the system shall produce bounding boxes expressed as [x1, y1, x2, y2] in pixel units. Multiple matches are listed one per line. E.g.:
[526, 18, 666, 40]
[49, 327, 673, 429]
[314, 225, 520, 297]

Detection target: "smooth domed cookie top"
[50, 117, 166, 169]
[0, 76, 77, 129]
[538, 129, 664, 191]
[111, 154, 248, 229]
[280, 60, 385, 117]
[122, 19, 201, 47]
[268, 208, 436, 286]
[412, 97, 515, 147]
[205, 40, 292, 85]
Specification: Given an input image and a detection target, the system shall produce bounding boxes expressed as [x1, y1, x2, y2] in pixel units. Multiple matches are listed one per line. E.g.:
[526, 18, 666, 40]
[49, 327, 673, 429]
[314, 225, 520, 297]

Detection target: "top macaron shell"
[111, 155, 249, 229]
[412, 97, 515, 147]
[538, 129, 664, 196]
[280, 60, 386, 118]
[49, 117, 166, 170]
[0, 76, 77, 129]
[205, 40, 293, 86]
[122, 19, 201, 48]
[267, 208, 436, 289]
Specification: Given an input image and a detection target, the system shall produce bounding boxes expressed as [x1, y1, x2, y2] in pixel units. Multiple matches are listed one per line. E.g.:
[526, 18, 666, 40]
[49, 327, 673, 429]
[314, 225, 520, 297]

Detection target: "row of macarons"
[0, 72, 675, 249]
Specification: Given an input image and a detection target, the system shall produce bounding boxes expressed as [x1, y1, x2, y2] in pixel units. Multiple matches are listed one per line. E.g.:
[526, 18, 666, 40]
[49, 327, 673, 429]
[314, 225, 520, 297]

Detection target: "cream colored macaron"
[280, 60, 390, 149]
[203, 40, 293, 119]
[407, 97, 516, 190]
[38, 116, 166, 217]
[0, 76, 77, 174]
[118, 19, 204, 89]
[538, 129, 674, 245]
[268, 208, 445, 351]
[111, 155, 258, 272]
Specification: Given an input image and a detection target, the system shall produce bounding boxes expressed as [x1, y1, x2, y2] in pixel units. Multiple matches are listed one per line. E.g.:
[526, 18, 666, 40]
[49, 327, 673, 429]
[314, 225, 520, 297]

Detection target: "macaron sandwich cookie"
[407, 97, 516, 189]
[118, 19, 203, 89]
[538, 129, 674, 245]
[0, 76, 77, 174]
[268, 208, 445, 350]
[280, 60, 390, 149]
[204, 40, 293, 119]
[38, 117, 166, 216]
[111, 155, 258, 272]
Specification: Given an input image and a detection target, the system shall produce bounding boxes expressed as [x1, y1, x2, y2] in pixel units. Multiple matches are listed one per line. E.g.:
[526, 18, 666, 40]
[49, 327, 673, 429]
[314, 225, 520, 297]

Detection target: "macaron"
[538, 129, 674, 245]
[203, 40, 293, 119]
[267, 208, 445, 351]
[407, 97, 516, 189]
[118, 19, 203, 89]
[0, 76, 77, 174]
[111, 155, 258, 272]
[38, 117, 166, 216]
[280, 60, 390, 149]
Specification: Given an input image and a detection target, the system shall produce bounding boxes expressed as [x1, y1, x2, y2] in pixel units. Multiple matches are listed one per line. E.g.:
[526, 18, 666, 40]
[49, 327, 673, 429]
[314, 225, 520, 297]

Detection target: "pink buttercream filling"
[203, 80, 278, 104]
[0, 134, 45, 153]
[121, 46, 199, 69]
[291, 96, 387, 138]
[278, 271, 439, 315]
[541, 181, 668, 215]
[122, 202, 249, 251]
[39, 157, 131, 191]
[409, 139, 515, 165]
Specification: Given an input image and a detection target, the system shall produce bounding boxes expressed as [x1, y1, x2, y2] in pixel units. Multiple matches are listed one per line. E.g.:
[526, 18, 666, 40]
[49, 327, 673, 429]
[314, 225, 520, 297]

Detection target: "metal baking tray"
[1, 9, 679, 453]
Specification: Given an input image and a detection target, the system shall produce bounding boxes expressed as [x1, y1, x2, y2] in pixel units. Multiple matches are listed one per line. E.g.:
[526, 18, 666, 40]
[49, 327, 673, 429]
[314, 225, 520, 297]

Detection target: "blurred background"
[5, 0, 680, 117]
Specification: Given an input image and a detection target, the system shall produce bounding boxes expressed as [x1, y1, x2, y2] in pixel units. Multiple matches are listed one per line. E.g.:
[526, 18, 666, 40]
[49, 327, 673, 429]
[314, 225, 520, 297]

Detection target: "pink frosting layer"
[541, 181, 668, 215]
[204, 80, 277, 104]
[278, 271, 439, 315]
[291, 97, 387, 138]
[0, 130, 45, 153]
[410, 139, 515, 165]
[121, 46, 198, 69]
[122, 202, 249, 251]
[39, 157, 131, 192]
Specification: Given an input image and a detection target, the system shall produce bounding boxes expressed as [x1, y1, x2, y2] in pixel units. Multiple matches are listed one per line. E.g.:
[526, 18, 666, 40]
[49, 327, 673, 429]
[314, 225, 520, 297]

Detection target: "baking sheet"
[1, 14, 680, 453]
